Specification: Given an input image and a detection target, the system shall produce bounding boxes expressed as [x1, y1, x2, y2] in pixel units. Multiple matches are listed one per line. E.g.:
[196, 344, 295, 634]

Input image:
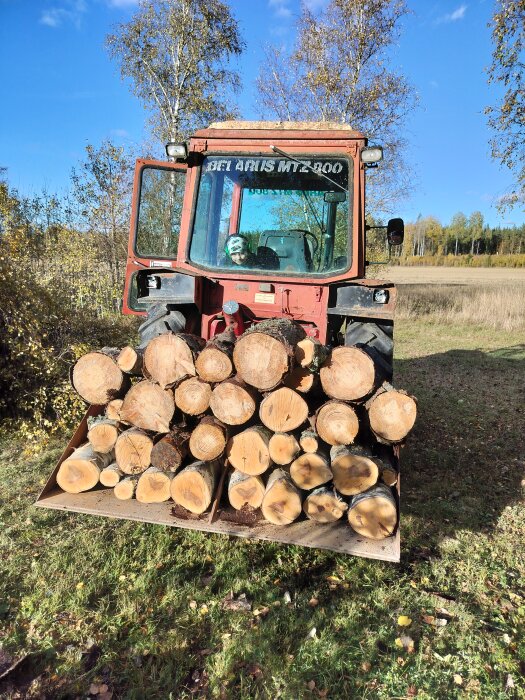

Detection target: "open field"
[381, 265, 525, 286]
[1, 287, 524, 699]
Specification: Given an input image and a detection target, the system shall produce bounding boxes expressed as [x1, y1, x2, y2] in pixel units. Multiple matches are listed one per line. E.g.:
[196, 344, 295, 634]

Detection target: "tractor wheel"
[138, 304, 186, 344]
[344, 319, 394, 380]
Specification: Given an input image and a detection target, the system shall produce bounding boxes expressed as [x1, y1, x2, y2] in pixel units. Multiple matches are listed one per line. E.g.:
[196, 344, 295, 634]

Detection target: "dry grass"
[396, 284, 525, 332]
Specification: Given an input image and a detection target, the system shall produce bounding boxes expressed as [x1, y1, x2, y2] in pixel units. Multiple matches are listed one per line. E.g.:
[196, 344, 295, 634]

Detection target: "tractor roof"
[194, 121, 365, 140]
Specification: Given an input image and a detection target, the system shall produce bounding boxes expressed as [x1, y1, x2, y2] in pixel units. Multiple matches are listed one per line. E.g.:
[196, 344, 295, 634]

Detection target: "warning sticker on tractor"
[150, 260, 173, 268]
[254, 292, 275, 304]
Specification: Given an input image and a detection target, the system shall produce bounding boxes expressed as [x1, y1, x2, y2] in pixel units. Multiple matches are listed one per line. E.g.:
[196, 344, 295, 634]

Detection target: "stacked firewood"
[58, 319, 417, 540]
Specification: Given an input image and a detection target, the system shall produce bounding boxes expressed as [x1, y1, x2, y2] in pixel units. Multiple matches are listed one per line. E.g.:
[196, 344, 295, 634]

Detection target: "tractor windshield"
[189, 155, 351, 275]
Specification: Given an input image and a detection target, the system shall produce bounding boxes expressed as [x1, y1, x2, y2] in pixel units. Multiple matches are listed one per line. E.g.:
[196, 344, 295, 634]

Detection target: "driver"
[224, 235, 257, 267]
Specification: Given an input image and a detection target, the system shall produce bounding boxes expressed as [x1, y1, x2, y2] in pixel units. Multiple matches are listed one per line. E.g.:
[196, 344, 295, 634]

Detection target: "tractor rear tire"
[138, 304, 186, 344]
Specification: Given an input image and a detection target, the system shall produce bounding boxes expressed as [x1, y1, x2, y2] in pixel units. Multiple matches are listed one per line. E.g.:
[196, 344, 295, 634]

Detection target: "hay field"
[381, 265, 525, 286]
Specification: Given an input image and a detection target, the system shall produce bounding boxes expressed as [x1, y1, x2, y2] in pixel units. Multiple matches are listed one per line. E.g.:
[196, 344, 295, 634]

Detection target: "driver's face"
[231, 251, 248, 265]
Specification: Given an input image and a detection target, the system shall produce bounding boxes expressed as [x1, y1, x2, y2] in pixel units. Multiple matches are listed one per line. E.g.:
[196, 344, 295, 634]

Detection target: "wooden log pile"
[62, 320, 417, 540]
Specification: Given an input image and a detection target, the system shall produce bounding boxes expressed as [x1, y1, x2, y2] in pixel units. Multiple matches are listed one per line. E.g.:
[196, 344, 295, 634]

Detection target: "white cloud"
[106, 0, 139, 7]
[40, 0, 86, 29]
[268, 0, 292, 19]
[303, 0, 329, 11]
[437, 4, 467, 23]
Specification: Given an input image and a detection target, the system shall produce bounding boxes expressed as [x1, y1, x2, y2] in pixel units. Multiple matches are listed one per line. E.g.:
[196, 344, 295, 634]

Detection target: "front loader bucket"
[36, 408, 400, 563]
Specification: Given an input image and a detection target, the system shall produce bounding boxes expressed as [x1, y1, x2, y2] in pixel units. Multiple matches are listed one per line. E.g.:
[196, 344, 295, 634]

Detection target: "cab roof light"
[361, 146, 383, 164]
[165, 142, 187, 161]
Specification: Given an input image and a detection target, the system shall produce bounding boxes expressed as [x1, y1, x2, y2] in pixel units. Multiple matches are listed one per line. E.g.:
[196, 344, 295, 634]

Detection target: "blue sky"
[0, 0, 521, 227]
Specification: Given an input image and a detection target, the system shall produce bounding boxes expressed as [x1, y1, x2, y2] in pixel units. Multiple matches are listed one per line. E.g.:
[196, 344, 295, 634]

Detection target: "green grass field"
[1, 290, 524, 699]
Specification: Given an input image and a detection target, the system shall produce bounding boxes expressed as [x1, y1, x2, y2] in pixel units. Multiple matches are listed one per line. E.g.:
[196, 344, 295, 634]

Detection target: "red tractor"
[122, 121, 403, 375]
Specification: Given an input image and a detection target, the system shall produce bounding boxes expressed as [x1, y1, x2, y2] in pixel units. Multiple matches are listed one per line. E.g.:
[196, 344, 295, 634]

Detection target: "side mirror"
[387, 218, 404, 246]
[324, 192, 346, 203]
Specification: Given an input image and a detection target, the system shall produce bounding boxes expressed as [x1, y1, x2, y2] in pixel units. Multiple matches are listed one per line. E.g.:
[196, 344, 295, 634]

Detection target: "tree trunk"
[115, 428, 154, 475]
[283, 366, 317, 394]
[299, 429, 319, 453]
[117, 345, 145, 375]
[366, 382, 417, 443]
[209, 376, 259, 425]
[303, 486, 348, 523]
[136, 466, 173, 503]
[259, 387, 309, 432]
[174, 376, 212, 416]
[268, 432, 300, 465]
[290, 451, 332, 490]
[189, 416, 228, 461]
[320, 346, 385, 401]
[119, 380, 175, 433]
[228, 470, 265, 510]
[150, 430, 190, 472]
[114, 476, 138, 500]
[170, 460, 219, 514]
[233, 318, 306, 390]
[57, 444, 113, 493]
[195, 328, 236, 382]
[294, 337, 329, 372]
[315, 401, 359, 446]
[261, 468, 302, 525]
[226, 425, 273, 475]
[330, 445, 379, 496]
[106, 398, 123, 421]
[87, 417, 119, 453]
[143, 332, 205, 389]
[99, 462, 123, 487]
[71, 349, 130, 405]
[347, 484, 398, 539]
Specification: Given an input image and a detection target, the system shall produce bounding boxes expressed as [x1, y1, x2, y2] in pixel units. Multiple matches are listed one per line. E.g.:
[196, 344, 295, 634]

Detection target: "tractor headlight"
[165, 142, 187, 160]
[373, 289, 389, 304]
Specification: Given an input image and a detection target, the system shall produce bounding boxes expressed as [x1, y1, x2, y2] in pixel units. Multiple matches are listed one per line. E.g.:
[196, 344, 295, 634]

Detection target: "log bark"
[150, 430, 190, 472]
[189, 416, 228, 461]
[226, 425, 273, 475]
[282, 366, 317, 394]
[143, 332, 205, 389]
[119, 380, 175, 433]
[114, 476, 138, 500]
[315, 401, 359, 446]
[261, 468, 302, 525]
[71, 349, 130, 405]
[268, 432, 300, 466]
[320, 346, 385, 401]
[117, 345, 144, 375]
[290, 451, 332, 490]
[87, 417, 119, 454]
[209, 376, 259, 426]
[115, 428, 153, 475]
[380, 466, 398, 486]
[330, 445, 379, 496]
[195, 328, 235, 382]
[347, 484, 398, 539]
[294, 337, 329, 372]
[106, 399, 123, 421]
[99, 462, 123, 487]
[228, 470, 265, 510]
[259, 388, 309, 433]
[136, 466, 173, 503]
[233, 318, 306, 390]
[303, 487, 348, 523]
[299, 429, 319, 454]
[366, 382, 417, 444]
[174, 376, 212, 416]
[57, 444, 113, 493]
[170, 460, 219, 514]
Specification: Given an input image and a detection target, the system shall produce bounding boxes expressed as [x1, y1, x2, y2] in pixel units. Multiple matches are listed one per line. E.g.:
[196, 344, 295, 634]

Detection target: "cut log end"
[189, 418, 227, 461]
[87, 419, 119, 454]
[195, 347, 233, 383]
[174, 376, 212, 416]
[115, 428, 153, 475]
[226, 425, 272, 475]
[330, 446, 379, 496]
[143, 333, 203, 389]
[210, 378, 258, 426]
[268, 432, 300, 466]
[303, 487, 348, 523]
[259, 388, 308, 433]
[320, 346, 377, 401]
[136, 467, 172, 503]
[348, 485, 398, 540]
[171, 461, 218, 514]
[261, 469, 302, 525]
[299, 430, 319, 454]
[72, 352, 129, 405]
[290, 452, 332, 490]
[119, 381, 174, 433]
[368, 388, 417, 443]
[315, 401, 359, 446]
[99, 463, 123, 487]
[114, 476, 138, 500]
[228, 471, 265, 510]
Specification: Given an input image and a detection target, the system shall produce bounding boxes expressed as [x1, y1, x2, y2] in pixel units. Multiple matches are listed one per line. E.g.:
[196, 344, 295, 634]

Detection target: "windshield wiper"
[270, 145, 346, 192]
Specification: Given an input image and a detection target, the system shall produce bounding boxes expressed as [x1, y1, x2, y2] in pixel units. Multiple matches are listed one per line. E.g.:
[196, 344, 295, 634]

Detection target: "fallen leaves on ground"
[221, 592, 251, 612]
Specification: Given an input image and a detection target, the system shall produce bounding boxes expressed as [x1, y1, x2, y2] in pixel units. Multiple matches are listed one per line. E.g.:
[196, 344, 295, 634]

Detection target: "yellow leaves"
[453, 674, 463, 686]
[76, 582, 84, 590]
[397, 615, 412, 626]
[395, 635, 415, 653]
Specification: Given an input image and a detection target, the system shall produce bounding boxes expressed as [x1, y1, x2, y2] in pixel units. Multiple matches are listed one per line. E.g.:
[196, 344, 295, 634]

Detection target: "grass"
[1, 285, 525, 699]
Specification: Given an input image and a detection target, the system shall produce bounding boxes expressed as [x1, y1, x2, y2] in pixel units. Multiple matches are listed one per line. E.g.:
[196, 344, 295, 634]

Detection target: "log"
[57, 444, 113, 493]
[261, 468, 302, 525]
[366, 382, 417, 444]
[170, 460, 219, 514]
[150, 430, 190, 472]
[259, 388, 309, 433]
[136, 466, 173, 503]
[174, 376, 212, 416]
[320, 346, 385, 401]
[294, 337, 329, 372]
[143, 332, 205, 389]
[106, 399, 123, 421]
[115, 428, 154, 475]
[71, 349, 130, 405]
[315, 401, 359, 446]
[99, 462, 123, 487]
[114, 476, 138, 500]
[87, 418, 119, 453]
[233, 318, 306, 390]
[209, 376, 259, 425]
[228, 470, 265, 510]
[290, 451, 332, 490]
[195, 328, 236, 382]
[268, 432, 300, 466]
[117, 345, 144, 375]
[226, 425, 273, 475]
[299, 429, 319, 454]
[303, 487, 348, 523]
[189, 416, 228, 461]
[119, 380, 174, 433]
[347, 484, 398, 540]
[330, 445, 379, 496]
[380, 465, 398, 486]
[282, 366, 317, 394]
